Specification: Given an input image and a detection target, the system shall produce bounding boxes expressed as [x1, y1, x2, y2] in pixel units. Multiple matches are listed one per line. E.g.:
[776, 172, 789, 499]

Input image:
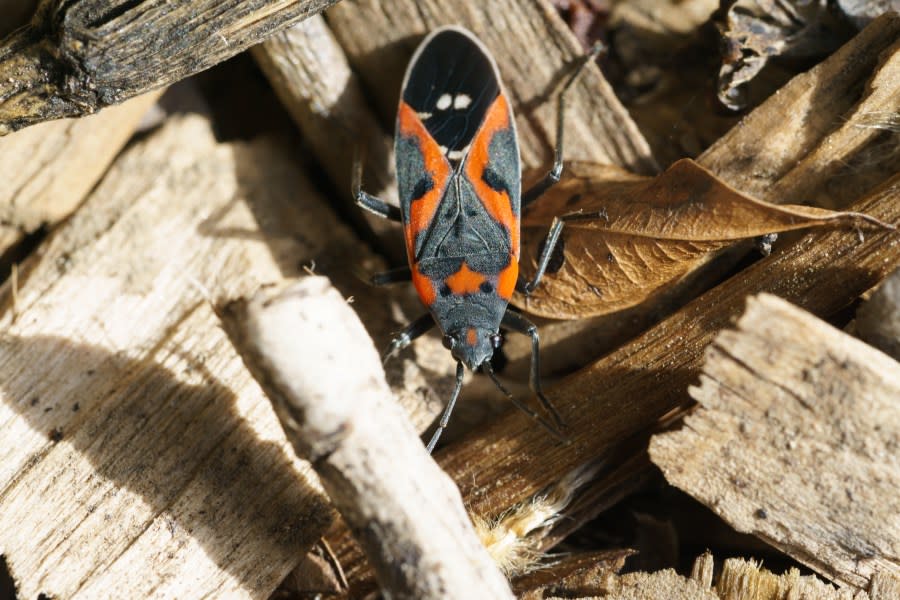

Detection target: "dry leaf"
[516, 158, 892, 320]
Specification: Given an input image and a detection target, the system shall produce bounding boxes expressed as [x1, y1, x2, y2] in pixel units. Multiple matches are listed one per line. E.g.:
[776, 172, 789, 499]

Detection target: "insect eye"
[442, 335, 456, 350]
[490, 333, 503, 349]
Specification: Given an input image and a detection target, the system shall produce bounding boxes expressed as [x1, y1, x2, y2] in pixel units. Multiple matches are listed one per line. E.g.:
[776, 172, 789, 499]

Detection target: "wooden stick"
[651, 293, 900, 589]
[251, 16, 404, 261]
[220, 277, 515, 600]
[0, 0, 339, 133]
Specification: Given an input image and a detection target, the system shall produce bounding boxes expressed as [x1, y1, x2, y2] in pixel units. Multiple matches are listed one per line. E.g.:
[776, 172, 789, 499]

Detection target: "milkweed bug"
[354, 26, 603, 452]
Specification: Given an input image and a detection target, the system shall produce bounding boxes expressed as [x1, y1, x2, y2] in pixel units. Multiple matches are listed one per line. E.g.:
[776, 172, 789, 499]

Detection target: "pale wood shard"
[593, 569, 722, 600]
[0, 114, 339, 598]
[324, 0, 658, 175]
[869, 572, 900, 600]
[0, 90, 162, 257]
[0, 0, 340, 133]
[221, 278, 515, 600]
[716, 557, 865, 600]
[650, 293, 900, 589]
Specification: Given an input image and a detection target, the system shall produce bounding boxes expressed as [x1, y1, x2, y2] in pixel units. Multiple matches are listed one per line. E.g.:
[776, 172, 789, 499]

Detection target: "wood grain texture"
[700, 12, 900, 208]
[0, 90, 161, 257]
[520, 552, 897, 599]
[0, 115, 347, 599]
[222, 278, 514, 600]
[251, 15, 405, 263]
[324, 0, 657, 175]
[0, 0, 339, 133]
[651, 294, 900, 589]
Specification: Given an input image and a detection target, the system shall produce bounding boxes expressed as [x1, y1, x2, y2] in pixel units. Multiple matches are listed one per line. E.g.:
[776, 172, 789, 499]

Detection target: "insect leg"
[382, 312, 435, 363]
[354, 148, 401, 222]
[500, 309, 566, 432]
[371, 266, 412, 286]
[517, 210, 607, 295]
[522, 41, 606, 209]
[425, 362, 465, 453]
[483, 361, 566, 442]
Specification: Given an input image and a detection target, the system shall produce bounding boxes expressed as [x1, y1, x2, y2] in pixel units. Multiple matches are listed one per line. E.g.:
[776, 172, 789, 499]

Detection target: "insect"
[355, 25, 601, 452]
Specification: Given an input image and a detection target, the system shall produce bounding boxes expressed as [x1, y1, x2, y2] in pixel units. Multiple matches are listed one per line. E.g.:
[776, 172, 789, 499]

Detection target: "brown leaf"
[516, 158, 893, 319]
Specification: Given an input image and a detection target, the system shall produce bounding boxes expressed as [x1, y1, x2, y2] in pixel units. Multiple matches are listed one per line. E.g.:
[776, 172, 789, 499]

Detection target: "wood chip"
[701, 13, 900, 208]
[650, 293, 900, 589]
[0, 115, 345, 598]
[0, 90, 161, 257]
[856, 267, 900, 361]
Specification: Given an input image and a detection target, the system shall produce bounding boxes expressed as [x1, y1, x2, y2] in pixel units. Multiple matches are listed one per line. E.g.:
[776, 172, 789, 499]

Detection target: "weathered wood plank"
[252, 16, 396, 207]
[0, 0, 339, 133]
[0, 115, 345, 599]
[650, 294, 900, 589]
[324, 0, 658, 174]
[0, 90, 161, 258]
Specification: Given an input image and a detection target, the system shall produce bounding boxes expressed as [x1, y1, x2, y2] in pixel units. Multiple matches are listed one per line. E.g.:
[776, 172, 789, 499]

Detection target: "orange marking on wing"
[397, 101, 451, 261]
[466, 327, 478, 347]
[411, 264, 437, 306]
[465, 93, 520, 258]
[496, 258, 519, 300]
[444, 262, 487, 296]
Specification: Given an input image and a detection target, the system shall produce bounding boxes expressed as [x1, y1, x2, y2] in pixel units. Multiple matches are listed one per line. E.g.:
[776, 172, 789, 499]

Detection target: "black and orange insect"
[355, 26, 600, 452]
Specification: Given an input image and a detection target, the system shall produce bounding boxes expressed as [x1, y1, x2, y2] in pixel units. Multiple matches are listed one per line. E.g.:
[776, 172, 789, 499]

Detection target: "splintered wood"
[0, 115, 344, 599]
[651, 294, 900, 590]
[572, 553, 900, 600]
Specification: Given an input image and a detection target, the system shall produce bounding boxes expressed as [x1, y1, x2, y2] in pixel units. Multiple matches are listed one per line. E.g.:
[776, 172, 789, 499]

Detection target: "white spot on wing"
[417, 111, 432, 119]
[447, 144, 470, 161]
[453, 94, 472, 110]
[436, 94, 452, 110]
